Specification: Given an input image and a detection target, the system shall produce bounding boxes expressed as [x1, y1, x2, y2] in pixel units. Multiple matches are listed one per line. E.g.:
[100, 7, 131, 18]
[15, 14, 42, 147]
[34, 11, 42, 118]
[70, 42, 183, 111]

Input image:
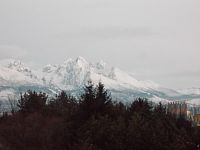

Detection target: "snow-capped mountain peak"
[6, 60, 38, 81]
[96, 60, 106, 70]
[8, 60, 31, 73]
[63, 58, 73, 65]
[43, 64, 58, 73]
[0, 57, 199, 105]
[75, 56, 88, 64]
[39, 57, 159, 90]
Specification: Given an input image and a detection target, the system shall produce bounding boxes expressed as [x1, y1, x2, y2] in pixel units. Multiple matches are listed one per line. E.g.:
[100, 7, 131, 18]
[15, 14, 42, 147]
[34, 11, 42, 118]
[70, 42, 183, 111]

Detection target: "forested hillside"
[0, 82, 200, 150]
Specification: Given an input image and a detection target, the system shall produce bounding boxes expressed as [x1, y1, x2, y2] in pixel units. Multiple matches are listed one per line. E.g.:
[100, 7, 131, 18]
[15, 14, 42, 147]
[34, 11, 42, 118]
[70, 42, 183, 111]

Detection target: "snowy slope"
[0, 63, 39, 85]
[0, 57, 199, 105]
[41, 56, 159, 90]
[178, 88, 200, 95]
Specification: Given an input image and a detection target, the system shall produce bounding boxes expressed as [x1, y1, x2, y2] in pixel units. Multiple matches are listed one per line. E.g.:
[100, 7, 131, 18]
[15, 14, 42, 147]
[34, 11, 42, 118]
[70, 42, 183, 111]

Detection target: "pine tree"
[17, 90, 47, 113]
[129, 98, 152, 116]
[94, 82, 112, 115]
[48, 91, 77, 116]
[79, 81, 96, 120]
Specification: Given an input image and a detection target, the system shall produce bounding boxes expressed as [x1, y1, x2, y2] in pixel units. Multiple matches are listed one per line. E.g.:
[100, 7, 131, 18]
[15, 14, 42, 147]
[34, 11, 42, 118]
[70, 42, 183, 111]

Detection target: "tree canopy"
[0, 82, 199, 150]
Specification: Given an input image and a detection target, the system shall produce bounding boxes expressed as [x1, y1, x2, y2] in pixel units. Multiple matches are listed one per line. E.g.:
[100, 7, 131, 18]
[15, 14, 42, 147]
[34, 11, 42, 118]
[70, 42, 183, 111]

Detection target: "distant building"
[167, 102, 187, 118]
[190, 107, 200, 116]
[167, 101, 200, 126]
[193, 114, 200, 126]
[187, 110, 193, 121]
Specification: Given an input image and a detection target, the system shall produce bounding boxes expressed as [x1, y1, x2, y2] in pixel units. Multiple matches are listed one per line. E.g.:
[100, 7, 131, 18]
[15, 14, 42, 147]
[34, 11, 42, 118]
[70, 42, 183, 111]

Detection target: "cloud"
[171, 70, 200, 78]
[54, 26, 156, 40]
[0, 45, 27, 60]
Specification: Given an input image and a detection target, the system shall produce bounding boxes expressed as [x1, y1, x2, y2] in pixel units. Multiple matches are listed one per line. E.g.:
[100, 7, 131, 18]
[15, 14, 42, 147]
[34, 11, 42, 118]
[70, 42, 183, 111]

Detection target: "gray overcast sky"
[0, 0, 200, 89]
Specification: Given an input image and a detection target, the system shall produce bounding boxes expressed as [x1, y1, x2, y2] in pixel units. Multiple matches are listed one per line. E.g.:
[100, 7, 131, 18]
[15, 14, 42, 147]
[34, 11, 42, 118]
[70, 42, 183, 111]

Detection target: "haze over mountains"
[0, 57, 200, 106]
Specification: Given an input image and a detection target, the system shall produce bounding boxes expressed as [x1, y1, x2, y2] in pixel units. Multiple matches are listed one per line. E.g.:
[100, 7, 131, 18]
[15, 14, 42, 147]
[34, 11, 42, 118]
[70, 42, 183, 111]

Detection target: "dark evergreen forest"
[0, 82, 200, 150]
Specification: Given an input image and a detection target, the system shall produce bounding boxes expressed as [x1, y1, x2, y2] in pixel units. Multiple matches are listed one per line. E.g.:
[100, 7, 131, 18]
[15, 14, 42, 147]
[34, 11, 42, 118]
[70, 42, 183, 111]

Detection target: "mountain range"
[0, 57, 200, 108]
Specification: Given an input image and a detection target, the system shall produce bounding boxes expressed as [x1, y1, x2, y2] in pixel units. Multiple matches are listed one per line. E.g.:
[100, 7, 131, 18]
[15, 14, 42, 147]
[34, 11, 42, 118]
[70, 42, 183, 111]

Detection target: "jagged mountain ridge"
[0, 57, 200, 105]
[41, 56, 159, 91]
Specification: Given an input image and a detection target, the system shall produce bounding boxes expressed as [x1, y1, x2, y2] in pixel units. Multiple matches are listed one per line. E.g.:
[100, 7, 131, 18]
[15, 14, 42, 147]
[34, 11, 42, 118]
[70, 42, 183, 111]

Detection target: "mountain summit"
[0, 57, 200, 105]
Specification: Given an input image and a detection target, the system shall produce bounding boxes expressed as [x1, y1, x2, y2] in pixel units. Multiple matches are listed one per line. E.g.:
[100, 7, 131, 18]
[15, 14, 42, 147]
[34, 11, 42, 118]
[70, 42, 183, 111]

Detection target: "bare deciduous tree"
[8, 94, 18, 114]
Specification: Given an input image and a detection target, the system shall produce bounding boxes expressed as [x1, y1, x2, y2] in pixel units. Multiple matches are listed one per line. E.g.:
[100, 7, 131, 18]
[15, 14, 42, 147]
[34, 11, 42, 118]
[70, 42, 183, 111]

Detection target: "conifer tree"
[48, 91, 77, 116]
[79, 81, 96, 120]
[94, 82, 112, 115]
[18, 90, 47, 113]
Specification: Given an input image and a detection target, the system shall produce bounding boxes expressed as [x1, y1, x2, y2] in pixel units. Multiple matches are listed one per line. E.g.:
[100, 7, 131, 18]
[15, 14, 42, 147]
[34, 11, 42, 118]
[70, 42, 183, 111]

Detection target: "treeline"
[0, 82, 200, 150]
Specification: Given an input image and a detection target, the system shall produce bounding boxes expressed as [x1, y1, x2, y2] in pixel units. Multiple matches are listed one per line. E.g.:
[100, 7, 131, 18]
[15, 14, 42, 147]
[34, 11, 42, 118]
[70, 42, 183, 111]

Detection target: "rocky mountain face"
[0, 57, 200, 107]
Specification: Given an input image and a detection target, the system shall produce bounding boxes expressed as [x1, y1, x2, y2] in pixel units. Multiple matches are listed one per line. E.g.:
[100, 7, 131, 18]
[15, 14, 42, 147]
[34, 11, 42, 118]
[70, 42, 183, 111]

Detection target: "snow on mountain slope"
[0, 57, 200, 105]
[0, 66, 38, 85]
[178, 88, 200, 95]
[42, 57, 91, 90]
[0, 60, 41, 85]
[108, 67, 159, 89]
[40, 56, 159, 91]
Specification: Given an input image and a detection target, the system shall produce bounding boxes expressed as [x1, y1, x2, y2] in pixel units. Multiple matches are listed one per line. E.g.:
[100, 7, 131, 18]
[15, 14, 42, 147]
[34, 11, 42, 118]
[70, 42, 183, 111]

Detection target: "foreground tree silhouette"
[79, 82, 112, 120]
[129, 98, 152, 113]
[94, 82, 112, 115]
[79, 81, 96, 121]
[18, 90, 47, 113]
[48, 91, 77, 117]
[0, 82, 199, 150]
